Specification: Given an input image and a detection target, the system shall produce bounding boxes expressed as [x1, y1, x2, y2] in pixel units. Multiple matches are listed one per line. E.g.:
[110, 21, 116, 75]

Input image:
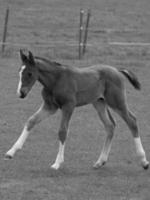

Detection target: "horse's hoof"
[51, 163, 60, 170]
[4, 154, 13, 160]
[93, 161, 106, 169]
[143, 162, 149, 170]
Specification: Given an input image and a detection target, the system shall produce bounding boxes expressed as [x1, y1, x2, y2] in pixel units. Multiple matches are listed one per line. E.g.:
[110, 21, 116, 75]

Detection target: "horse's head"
[17, 49, 38, 98]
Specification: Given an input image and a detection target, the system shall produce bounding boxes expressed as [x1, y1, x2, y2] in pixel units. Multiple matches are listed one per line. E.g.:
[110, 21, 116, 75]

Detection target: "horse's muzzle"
[19, 91, 26, 99]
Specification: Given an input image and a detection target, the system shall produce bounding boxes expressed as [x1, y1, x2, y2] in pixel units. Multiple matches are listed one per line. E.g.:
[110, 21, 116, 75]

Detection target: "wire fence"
[1, 6, 150, 62]
[0, 6, 80, 56]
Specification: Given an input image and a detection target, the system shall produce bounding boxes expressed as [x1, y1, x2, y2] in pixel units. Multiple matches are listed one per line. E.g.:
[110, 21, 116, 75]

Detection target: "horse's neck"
[38, 70, 55, 91]
[36, 60, 60, 91]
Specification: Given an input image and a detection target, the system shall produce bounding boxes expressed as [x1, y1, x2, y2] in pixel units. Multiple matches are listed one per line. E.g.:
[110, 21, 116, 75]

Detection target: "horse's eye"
[28, 72, 32, 77]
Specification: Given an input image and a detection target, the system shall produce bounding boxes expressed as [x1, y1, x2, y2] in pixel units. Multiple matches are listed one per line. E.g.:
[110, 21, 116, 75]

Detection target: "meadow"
[0, 0, 150, 199]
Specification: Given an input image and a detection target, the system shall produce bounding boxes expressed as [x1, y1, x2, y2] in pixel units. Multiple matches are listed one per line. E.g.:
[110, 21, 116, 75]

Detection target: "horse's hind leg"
[116, 103, 149, 169]
[93, 100, 116, 169]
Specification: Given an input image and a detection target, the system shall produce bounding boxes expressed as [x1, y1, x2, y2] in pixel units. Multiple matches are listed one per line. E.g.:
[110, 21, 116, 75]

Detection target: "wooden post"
[2, 7, 9, 54]
[79, 9, 84, 59]
[82, 9, 91, 55]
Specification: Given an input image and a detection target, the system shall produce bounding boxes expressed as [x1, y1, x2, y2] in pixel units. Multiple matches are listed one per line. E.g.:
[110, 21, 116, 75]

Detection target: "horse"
[5, 49, 149, 170]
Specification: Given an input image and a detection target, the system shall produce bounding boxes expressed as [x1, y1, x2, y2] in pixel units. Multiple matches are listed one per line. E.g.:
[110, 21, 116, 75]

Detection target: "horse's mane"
[34, 56, 63, 72]
[35, 56, 62, 66]
[34, 56, 73, 72]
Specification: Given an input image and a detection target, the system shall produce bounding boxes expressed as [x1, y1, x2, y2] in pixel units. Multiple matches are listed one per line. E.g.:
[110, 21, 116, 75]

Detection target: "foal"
[5, 50, 149, 170]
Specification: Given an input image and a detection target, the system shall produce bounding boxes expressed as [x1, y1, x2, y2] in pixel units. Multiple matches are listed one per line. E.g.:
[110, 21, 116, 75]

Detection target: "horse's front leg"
[51, 103, 74, 170]
[5, 103, 50, 159]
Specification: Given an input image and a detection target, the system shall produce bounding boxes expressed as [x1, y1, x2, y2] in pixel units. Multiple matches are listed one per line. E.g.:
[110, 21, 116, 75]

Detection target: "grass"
[0, 0, 150, 199]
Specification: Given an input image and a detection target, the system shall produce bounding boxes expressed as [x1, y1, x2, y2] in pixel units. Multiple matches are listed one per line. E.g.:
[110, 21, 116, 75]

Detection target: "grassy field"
[0, 0, 150, 199]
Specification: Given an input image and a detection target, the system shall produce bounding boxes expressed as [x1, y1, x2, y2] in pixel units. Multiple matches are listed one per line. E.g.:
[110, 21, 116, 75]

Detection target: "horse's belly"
[76, 88, 101, 106]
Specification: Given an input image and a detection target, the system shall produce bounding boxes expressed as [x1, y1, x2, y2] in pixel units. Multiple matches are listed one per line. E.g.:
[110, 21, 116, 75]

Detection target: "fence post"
[79, 9, 84, 59]
[1, 7, 9, 55]
[82, 9, 91, 55]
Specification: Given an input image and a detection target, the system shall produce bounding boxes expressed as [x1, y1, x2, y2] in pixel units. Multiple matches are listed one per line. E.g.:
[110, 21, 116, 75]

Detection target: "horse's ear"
[28, 51, 35, 65]
[20, 49, 28, 63]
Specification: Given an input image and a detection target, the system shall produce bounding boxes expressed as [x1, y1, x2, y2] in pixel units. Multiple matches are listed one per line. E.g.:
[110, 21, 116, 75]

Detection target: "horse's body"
[5, 50, 149, 170]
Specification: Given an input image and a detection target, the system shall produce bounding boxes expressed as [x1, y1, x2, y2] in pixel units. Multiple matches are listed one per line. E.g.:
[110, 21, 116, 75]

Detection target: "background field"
[0, 0, 150, 199]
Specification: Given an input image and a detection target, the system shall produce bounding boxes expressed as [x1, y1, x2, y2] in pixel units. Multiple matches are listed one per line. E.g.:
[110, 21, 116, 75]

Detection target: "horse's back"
[70, 66, 100, 92]
[81, 64, 125, 90]
[54, 64, 125, 107]
[68, 64, 123, 106]
[82, 64, 126, 108]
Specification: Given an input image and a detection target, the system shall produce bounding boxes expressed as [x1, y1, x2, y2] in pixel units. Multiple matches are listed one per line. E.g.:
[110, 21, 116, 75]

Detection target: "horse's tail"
[119, 69, 141, 90]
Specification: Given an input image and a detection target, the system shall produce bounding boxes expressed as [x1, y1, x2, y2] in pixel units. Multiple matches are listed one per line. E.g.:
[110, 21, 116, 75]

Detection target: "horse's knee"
[26, 117, 37, 131]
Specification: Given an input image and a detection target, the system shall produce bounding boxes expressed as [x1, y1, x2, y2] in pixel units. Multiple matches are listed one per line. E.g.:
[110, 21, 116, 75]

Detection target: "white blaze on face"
[17, 65, 26, 96]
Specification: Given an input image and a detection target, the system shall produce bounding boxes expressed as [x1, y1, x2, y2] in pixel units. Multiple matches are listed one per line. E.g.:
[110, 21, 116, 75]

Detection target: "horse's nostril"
[20, 91, 25, 98]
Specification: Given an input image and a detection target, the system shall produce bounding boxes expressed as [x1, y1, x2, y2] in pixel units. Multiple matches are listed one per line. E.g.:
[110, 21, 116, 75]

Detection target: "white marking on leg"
[51, 142, 65, 170]
[93, 103, 115, 168]
[51, 104, 73, 170]
[5, 103, 50, 158]
[100, 140, 112, 162]
[94, 136, 112, 168]
[6, 126, 29, 158]
[17, 65, 26, 96]
[134, 137, 149, 167]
